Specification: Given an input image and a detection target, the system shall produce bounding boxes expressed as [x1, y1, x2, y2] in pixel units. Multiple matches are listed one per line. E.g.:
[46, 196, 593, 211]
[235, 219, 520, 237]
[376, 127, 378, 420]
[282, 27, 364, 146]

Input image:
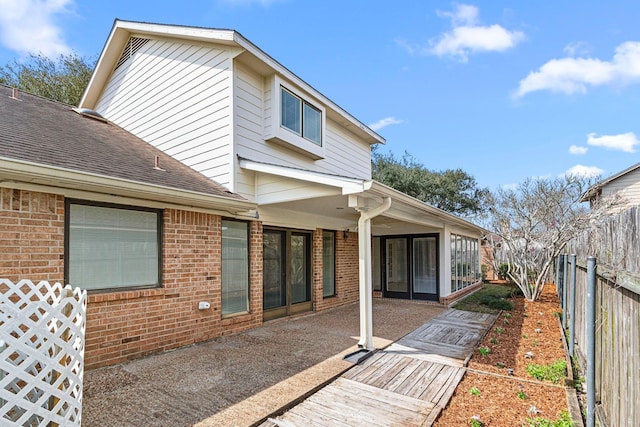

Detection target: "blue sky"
[1, 0, 639, 190]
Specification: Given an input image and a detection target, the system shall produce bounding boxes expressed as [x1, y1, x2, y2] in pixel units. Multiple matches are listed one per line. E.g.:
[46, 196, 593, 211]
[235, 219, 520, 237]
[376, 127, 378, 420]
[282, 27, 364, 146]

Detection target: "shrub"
[497, 263, 510, 280]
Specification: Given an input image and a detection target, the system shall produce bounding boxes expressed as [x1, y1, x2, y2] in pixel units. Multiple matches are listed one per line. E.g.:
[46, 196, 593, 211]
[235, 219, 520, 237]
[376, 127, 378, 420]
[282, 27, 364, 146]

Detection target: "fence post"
[569, 254, 576, 357]
[562, 254, 569, 327]
[555, 254, 561, 294]
[586, 256, 596, 427]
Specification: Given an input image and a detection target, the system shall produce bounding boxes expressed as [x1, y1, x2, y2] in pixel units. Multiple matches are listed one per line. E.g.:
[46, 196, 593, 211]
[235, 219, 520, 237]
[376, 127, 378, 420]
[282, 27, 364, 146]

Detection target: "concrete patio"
[82, 299, 447, 427]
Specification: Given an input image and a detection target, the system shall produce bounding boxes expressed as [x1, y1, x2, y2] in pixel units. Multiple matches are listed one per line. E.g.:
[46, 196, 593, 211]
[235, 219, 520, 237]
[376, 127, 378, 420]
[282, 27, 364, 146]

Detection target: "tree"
[0, 52, 95, 106]
[371, 148, 490, 217]
[487, 175, 615, 301]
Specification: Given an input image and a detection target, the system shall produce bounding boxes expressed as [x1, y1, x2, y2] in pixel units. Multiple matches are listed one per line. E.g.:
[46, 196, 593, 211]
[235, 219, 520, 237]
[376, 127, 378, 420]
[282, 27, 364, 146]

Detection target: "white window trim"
[265, 75, 326, 160]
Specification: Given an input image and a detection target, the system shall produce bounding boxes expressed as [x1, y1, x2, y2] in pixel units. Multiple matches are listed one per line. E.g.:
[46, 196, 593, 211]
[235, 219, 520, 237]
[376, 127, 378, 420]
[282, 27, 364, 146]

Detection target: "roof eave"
[0, 157, 255, 214]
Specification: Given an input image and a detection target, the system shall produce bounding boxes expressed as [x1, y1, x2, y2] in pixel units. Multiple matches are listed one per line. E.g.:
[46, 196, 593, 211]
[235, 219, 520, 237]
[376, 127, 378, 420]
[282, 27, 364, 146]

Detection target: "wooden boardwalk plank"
[266, 309, 495, 427]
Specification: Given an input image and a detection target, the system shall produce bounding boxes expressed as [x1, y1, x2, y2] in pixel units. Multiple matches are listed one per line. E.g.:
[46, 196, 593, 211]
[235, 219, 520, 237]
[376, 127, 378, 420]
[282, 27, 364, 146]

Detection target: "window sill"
[265, 130, 325, 160]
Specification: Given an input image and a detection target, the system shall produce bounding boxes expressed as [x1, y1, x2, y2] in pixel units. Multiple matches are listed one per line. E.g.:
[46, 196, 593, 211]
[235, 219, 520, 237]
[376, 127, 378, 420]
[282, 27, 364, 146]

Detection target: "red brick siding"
[0, 189, 64, 282]
[314, 230, 359, 311]
[84, 211, 264, 368]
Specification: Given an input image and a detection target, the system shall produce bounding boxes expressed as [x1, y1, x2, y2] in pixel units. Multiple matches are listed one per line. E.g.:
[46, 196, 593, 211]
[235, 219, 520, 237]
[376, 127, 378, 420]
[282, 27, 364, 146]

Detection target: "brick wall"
[314, 230, 359, 311]
[0, 189, 64, 282]
[0, 188, 362, 369]
[85, 210, 263, 368]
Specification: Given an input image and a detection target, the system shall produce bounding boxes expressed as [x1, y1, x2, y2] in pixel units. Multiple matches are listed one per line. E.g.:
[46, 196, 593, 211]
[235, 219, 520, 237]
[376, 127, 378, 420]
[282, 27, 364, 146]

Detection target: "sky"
[0, 0, 639, 191]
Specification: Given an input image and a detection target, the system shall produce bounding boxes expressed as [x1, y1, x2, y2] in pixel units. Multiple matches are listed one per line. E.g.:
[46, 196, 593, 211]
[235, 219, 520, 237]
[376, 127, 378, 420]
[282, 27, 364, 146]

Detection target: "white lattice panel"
[1, 279, 87, 426]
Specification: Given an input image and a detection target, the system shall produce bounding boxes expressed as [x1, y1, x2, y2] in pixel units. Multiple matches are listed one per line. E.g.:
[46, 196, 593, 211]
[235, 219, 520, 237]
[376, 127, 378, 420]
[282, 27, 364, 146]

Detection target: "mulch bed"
[434, 284, 571, 426]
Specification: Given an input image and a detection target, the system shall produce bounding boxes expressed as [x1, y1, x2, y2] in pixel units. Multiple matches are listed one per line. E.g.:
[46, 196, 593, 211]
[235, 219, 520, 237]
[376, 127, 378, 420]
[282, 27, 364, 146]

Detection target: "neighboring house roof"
[80, 19, 385, 146]
[0, 84, 253, 212]
[581, 162, 640, 202]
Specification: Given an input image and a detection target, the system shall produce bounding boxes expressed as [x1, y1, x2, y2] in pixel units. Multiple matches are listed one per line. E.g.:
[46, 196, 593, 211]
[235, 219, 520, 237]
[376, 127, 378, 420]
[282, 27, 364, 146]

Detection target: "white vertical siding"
[602, 167, 640, 205]
[234, 63, 373, 200]
[95, 38, 238, 188]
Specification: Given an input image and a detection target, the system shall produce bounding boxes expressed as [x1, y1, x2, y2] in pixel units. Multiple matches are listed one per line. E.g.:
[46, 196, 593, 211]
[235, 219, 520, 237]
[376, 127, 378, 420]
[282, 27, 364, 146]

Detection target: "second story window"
[281, 87, 322, 146]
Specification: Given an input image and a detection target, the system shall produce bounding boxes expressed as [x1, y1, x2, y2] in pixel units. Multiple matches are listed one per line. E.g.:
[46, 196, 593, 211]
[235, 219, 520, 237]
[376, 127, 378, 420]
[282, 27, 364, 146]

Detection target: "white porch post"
[353, 197, 391, 350]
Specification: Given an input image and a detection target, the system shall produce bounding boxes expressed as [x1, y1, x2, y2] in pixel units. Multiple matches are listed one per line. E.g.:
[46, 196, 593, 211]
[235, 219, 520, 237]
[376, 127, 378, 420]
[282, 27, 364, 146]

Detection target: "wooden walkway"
[260, 309, 497, 427]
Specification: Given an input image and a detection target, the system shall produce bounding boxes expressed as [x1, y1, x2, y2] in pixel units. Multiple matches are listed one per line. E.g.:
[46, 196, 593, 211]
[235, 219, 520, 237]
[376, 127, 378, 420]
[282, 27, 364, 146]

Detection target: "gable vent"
[114, 37, 150, 71]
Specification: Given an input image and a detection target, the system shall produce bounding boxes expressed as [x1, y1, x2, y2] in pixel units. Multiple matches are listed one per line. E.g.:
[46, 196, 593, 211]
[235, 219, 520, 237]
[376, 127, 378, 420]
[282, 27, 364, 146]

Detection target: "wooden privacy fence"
[0, 279, 87, 426]
[560, 257, 640, 427]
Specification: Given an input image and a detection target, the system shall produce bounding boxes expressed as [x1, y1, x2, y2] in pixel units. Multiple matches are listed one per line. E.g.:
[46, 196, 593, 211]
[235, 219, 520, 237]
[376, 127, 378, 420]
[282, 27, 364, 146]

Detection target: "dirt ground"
[82, 299, 445, 427]
[434, 284, 571, 426]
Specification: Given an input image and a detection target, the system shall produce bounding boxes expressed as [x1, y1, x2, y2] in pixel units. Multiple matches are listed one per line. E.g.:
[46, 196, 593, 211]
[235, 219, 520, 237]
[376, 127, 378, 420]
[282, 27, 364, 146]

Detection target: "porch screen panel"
[450, 235, 456, 292]
[68, 203, 159, 290]
[222, 220, 249, 315]
[413, 237, 437, 294]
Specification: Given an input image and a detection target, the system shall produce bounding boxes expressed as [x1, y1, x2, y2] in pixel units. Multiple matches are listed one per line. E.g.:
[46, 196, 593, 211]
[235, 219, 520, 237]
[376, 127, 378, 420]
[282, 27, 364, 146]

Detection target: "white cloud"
[569, 145, 588, 155]
[587, 132, 639, 153]
[515, 41, 640, 97]
[369, 116, 404, 131]
[563, 41, 590, 57]
[0, 0, 73, 58]
[564, 164, 604, 178]
[426, 4, 525, 62]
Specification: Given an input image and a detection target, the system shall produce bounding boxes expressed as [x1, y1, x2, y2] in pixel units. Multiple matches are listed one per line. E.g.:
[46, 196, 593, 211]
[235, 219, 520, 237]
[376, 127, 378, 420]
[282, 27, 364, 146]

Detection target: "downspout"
[357, 197, 392, 350]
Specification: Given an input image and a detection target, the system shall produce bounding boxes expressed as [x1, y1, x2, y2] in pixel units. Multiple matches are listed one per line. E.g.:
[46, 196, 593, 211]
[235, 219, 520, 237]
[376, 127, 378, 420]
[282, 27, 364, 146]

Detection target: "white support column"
[355, 197, 391, 350]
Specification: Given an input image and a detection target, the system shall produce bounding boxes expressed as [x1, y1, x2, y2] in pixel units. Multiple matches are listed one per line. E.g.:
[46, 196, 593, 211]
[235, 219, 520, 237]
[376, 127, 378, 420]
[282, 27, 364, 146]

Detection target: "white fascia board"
[80, 20, 237, 109]
[239, 159, 366, 195]
[365, 180, 486, 234]
[0, 157, 255, 214]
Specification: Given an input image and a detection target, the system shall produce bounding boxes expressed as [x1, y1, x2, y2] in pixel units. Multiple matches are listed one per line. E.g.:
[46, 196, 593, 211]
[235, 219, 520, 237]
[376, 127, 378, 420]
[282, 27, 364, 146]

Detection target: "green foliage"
[453, 284, 515, 314]
[526, 360, 567, 383]
[469, 416, 484, 427]
[495, 327, 505, 334]
[481, 264, 489, 281]
[0, 52, 95, 105]
[526, 412, 572, 427]
[490, 337, 498, 345]
[371, 148, 490, 217]
[497, 263, 510, 280]
[478, 346, 491, 356]
[517, 390, 528, 400]
[503, 312, 512, 319]
[468, 386, 481, 396]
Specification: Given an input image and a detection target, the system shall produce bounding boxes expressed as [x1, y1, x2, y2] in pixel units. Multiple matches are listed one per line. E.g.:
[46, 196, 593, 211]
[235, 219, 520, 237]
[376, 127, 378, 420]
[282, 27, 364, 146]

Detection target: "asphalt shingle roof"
[0, 84, 245, 201]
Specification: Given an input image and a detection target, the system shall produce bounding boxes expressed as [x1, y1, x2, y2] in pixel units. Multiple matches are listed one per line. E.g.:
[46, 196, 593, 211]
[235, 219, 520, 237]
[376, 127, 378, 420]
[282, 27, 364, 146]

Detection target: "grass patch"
[453, 284, 517, 313]
[526, 359, 567, 384]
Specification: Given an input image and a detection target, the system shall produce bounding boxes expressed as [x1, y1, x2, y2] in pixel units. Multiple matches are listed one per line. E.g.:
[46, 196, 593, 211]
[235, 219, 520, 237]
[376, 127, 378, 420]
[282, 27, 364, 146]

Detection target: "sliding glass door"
[263, 229, 312, 320]
[383, 234, 439, 301]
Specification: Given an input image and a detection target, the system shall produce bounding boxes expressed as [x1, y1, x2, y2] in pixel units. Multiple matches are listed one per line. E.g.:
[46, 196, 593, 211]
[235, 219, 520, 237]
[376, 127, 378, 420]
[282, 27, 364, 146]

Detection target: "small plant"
[503, 312, 512, 319]
[526, 359, 567, 383]
[490, 337, 498, 345]
[532, 339, 538, 347]
[522, 334, 528, 339]
[496, 362, 505, 368]
[517, 390, 528, 400]
[495, 327, 505, 334]
[469, 386, 481, 396]
[470, 415, 484, 427]
[478, 346, 491, 356]
[526, 411, 572, 427]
